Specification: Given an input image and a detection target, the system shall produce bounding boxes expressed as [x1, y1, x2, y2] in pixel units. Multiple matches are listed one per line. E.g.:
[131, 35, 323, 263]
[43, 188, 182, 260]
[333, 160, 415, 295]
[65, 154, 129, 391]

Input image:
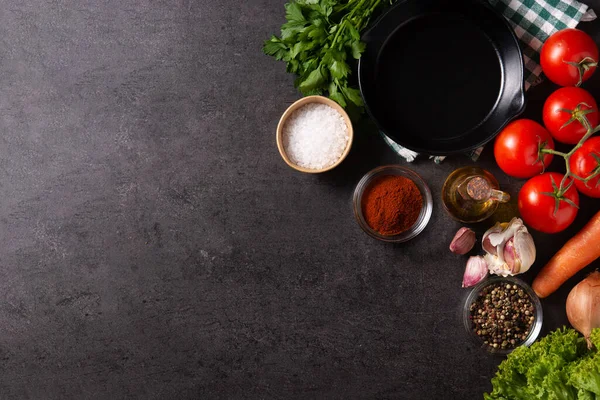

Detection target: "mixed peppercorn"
[469, 282, 536, 350]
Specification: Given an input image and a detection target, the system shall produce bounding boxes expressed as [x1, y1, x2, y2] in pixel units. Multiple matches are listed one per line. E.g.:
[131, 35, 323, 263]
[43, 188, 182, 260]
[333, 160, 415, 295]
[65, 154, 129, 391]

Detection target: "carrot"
[533, 210, 600, 298]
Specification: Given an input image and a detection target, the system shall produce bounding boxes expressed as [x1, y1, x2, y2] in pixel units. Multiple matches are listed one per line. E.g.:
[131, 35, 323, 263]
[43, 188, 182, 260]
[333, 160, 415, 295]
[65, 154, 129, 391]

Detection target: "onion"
[566, 271, 600, 348]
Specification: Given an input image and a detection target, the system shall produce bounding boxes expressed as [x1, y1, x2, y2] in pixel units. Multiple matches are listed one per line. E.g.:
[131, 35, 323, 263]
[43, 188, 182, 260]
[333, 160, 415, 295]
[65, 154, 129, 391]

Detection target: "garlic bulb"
[482, 218, 536, 276]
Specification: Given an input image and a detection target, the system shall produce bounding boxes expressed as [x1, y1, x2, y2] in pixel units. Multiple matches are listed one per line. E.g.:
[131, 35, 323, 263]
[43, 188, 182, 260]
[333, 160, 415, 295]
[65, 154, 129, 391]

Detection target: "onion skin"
[566, 271, 600, 348]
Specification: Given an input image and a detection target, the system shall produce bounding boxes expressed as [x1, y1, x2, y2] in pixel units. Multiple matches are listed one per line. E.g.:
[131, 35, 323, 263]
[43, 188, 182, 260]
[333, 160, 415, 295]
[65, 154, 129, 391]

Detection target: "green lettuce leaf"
[576, 388, 595, 400]
[541, 369, 578, 400]
[485, 328, 589, 400]
[570, 353, 600, 395]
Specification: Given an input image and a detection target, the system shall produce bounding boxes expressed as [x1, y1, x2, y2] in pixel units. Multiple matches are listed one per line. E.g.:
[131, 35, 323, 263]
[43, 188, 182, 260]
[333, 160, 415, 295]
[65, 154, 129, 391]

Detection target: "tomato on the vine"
[494, 119, 554, 179]
[570, 136, 600, 198]
[542, 87, 598, 144]
[518, 172, 579, 233]
[540, 29, 599, 87]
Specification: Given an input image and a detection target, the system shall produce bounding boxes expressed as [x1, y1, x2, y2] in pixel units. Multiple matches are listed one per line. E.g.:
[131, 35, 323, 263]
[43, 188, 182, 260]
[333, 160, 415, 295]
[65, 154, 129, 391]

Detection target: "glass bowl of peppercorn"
[353, 165, 433, 243]
[462, 276, 543, 355]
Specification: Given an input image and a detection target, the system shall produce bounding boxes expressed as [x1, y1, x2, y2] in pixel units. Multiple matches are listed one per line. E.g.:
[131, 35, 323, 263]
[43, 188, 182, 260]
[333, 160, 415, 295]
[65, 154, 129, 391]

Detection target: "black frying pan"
[358, 0, 526, 155]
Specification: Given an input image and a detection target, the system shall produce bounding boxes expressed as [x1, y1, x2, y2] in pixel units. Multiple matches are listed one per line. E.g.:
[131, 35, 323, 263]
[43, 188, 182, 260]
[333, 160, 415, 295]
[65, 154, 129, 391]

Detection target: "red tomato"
[542, 87, 598, 144]
[494, 119, 555, 179]
[570, 136, 600, 197]
[518, 172, 579, 233]
[541, 29, 599, 87]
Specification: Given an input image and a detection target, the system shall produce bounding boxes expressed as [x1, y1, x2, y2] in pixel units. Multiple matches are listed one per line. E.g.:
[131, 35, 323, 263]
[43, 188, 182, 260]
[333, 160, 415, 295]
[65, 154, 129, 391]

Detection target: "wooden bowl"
[276, 96, 354, 173]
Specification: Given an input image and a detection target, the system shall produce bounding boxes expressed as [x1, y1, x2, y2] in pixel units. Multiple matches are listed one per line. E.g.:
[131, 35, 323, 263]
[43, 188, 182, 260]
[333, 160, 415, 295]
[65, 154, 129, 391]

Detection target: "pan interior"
[373, 12, 502, 142]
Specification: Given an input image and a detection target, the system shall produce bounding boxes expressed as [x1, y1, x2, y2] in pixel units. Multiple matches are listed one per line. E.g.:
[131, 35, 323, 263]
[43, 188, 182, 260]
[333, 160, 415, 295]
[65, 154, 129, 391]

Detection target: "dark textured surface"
[2, 1, 600, 399]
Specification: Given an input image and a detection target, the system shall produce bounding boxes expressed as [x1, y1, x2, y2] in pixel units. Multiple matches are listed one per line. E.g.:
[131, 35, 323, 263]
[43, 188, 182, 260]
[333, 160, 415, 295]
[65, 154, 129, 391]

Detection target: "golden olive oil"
[442, 166, 509, 223]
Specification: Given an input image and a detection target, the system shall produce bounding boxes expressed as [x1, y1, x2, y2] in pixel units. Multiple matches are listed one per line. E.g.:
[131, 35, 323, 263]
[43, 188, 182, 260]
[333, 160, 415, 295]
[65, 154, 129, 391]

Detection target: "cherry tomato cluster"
[494, 29, 600, 234]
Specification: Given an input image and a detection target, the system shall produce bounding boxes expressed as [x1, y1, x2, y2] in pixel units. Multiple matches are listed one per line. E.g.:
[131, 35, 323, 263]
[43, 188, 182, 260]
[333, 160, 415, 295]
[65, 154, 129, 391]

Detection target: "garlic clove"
[513, 224, 536, 274]
[450, 227, 476, 255]
[482, 223, 503, 256]
[484, 219, 519, 249]
[484, 253, 512, 277]
[463, 256, 489, 288]
[503, 238, 517, 273]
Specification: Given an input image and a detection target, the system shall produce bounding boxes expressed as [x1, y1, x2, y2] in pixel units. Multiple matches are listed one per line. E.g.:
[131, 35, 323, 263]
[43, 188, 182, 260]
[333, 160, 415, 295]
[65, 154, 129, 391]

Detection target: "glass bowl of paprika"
[353, 165, 433, 243]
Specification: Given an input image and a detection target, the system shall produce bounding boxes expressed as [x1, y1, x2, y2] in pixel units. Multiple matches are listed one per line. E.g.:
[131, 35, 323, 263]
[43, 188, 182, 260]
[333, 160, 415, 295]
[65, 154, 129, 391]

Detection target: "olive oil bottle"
[442, 166, 510, 223]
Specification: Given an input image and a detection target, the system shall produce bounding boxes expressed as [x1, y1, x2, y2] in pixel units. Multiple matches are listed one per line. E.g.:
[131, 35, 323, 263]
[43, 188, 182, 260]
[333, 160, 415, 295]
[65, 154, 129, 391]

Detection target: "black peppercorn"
[469, 282, 536, 351]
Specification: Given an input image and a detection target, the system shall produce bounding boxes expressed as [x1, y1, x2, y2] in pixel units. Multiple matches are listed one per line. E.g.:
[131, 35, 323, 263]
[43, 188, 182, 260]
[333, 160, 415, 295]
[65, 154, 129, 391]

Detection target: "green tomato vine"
[541, 102, 600, 197]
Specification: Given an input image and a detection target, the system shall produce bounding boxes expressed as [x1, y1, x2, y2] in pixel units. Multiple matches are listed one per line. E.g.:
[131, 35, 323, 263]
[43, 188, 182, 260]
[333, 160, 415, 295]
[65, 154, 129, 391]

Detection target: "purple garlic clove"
[503, 238, 517, 274]
[462, 256, 489, 288]
[449, 227, 476, 255]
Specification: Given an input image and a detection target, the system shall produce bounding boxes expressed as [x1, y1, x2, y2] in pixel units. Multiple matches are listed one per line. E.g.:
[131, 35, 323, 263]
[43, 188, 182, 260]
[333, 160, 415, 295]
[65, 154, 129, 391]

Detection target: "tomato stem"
[558, 103, 596, 131]
[541, 148, 567, 157]
[563, 57, 598, 87]
[541, 174, 579, 216]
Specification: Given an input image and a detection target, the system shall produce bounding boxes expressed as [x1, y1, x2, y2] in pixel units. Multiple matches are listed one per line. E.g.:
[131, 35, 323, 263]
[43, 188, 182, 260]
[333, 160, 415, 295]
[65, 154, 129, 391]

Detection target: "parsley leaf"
[346, 22, 360, 41]
[350, 40, 366, 60]
[299, 67, 327, 92]
[341, 86, 364, 107]
[285, 2, 305, 23]
[330, 60, 350, 80]
[263, 37, 288, 61]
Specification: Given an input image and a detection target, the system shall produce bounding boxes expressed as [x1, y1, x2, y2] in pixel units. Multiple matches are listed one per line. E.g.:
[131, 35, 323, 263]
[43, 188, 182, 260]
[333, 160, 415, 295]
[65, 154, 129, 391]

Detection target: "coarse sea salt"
[282, 103, 349, 170]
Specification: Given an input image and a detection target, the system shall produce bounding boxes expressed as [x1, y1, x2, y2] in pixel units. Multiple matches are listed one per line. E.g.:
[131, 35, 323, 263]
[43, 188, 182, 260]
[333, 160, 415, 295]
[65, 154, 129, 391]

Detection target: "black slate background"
[2, 0, 600, 399]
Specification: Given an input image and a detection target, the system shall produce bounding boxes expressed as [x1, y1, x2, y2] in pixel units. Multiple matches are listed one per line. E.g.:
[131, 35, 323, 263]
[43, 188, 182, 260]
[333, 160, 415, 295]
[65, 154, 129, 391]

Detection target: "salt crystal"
[282, 103, 349, 170]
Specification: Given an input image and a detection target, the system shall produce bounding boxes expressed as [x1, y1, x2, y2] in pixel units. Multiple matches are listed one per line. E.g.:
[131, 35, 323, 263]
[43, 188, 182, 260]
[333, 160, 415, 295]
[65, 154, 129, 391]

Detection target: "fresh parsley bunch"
[264, 0, 393, 109]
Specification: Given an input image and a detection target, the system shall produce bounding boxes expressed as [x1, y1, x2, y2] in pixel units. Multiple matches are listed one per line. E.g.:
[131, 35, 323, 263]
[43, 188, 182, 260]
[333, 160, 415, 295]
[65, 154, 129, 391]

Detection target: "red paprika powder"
[362, 175, 423, 235]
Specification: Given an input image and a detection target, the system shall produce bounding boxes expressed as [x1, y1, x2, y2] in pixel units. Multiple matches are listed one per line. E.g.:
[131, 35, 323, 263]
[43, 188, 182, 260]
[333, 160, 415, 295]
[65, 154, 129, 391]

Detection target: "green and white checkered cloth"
[386, 0, 595, 163]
